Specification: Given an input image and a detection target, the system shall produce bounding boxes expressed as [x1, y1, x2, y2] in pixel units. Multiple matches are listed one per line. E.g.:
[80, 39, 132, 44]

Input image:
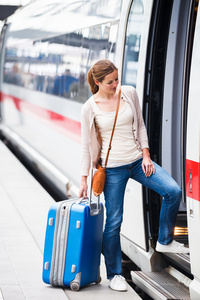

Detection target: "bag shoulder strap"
[104, 87, 121, 167]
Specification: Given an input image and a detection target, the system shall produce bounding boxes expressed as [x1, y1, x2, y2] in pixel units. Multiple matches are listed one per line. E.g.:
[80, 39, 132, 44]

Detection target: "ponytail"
[87, 68, 99, 95]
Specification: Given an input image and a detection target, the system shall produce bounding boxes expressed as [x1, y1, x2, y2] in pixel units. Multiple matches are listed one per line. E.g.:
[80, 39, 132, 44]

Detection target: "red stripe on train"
[186, 159, 200, 201]
[0, 92, 81, 144]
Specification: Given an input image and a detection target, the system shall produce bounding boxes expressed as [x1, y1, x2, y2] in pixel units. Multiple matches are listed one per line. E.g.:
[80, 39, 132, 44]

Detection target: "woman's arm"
[79, 103, 91, 198]
[142, 148, 155, 177]
[80, 104, 91, 176]
[133, 89, 149, 150]
[79, 175, 88, 198]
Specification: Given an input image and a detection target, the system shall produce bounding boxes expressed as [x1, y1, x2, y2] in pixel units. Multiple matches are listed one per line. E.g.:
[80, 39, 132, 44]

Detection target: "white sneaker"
[109, 275, 127, 292]
[156, 240, 189, 254]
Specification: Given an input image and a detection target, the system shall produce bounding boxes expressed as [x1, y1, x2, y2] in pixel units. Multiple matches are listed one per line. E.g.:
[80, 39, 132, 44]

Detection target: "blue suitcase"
[42, 197, 103, 291]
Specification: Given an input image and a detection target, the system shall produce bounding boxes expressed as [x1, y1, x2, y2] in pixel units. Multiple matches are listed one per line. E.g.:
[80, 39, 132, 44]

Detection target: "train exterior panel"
[0, 0, 200, 298]
[186, 5, 200, 297]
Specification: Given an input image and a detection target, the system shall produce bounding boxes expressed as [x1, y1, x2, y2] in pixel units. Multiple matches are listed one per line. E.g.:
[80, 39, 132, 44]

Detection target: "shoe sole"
[156, 248, 189, 254]
[109, 286, 127, 292]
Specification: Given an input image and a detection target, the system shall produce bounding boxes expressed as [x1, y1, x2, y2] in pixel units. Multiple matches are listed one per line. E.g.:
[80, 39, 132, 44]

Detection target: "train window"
[122, 0, 144, 87]
[3, 21, 118, 103]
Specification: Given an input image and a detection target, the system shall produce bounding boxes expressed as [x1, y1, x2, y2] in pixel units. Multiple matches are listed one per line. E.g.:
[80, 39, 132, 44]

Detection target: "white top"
[94, 100, 143, 168]
[81, 85, 149, 176]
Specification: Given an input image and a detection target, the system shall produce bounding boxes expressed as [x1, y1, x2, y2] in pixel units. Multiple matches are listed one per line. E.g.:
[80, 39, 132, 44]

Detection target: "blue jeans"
[103, 158, 182, 279]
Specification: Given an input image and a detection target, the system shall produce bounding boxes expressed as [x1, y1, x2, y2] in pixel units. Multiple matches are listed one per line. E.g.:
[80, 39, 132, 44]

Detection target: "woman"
[79, 59, 189, 292]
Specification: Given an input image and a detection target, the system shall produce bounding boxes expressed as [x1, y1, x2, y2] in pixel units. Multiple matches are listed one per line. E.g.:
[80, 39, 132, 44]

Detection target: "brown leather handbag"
[92, 88, 121, 196]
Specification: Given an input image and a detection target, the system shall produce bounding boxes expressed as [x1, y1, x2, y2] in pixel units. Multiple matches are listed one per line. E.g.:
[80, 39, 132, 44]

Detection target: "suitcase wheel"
[96, 267, 101, 284]
[70, 281, 80, 291]
[96, 276, 101, 284]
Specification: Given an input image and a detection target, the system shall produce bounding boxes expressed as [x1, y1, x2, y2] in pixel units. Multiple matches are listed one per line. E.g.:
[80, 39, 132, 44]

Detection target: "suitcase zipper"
[58, 202, 73, 285]
[50, 200, 75, 286]
[50, 201, 62, 285]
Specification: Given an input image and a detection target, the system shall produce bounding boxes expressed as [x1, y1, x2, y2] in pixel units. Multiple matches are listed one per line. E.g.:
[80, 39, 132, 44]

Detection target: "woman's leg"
[103, 165, 129, 279]
[130, 158, 182, 245]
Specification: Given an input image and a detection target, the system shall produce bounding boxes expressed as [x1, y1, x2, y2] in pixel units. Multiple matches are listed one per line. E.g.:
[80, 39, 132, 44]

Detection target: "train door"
[186, 2, 200, 298]
[118, 0, 155, 265]
[120, 0, 199, 285]
[119, 0, 179, 268]
[128, 0, 200, 298]
[130, 0, 200, 298]
[142, 0, 174, 250]
[143, 0, 198, 258]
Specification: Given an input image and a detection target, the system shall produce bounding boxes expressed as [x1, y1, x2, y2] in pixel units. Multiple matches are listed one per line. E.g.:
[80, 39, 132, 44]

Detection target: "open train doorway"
[143, 0, 198, 271]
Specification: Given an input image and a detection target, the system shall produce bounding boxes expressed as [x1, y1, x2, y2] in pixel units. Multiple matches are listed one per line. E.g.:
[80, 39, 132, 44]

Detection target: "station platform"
[0, 140, 141, 300]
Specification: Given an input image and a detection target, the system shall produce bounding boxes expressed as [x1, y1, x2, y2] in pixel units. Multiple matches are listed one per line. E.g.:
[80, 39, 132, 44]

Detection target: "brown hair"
[87, 59, 118, 95]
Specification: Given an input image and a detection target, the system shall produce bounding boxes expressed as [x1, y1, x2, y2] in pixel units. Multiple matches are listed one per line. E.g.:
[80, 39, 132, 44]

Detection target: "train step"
[163, 252, 190, 274]
[131, 266, 191, 300]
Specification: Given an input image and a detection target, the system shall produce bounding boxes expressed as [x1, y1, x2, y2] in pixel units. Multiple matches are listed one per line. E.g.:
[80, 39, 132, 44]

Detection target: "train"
[0, 0, 200, 299]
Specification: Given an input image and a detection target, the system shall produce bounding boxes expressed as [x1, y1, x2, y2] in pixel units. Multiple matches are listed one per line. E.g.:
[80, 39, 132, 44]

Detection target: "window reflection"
[4, 21, 118, 103]
[122, 0, 144, 87]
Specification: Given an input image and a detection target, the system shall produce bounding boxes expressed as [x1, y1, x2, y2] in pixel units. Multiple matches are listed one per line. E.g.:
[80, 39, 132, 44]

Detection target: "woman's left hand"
[142, 148, 155, 177]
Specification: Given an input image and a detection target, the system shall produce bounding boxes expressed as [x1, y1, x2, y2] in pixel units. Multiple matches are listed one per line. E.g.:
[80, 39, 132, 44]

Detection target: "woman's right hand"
[79, 176, 88, 198]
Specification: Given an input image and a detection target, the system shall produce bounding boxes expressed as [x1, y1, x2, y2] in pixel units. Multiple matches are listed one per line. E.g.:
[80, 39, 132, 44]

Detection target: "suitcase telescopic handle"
[89, 168, 101, 216]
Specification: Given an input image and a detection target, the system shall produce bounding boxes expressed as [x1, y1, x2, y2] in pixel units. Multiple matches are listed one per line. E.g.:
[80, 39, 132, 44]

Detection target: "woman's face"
[97, 69, 119, 96]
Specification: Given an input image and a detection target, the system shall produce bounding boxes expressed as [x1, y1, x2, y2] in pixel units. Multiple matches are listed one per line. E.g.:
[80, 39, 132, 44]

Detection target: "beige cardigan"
[81, 85, 149, 176]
